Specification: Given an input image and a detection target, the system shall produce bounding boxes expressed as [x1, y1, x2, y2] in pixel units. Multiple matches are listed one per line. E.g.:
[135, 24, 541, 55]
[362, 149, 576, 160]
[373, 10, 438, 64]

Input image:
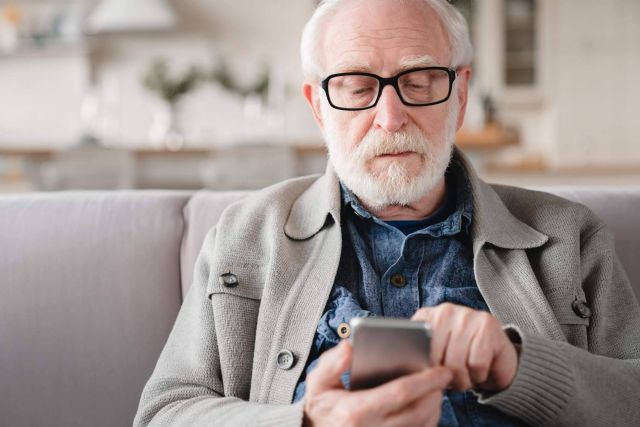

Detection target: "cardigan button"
[276, 349, 296, 370]
[218, 272, 238, 288]
[572, 300, 592, 319]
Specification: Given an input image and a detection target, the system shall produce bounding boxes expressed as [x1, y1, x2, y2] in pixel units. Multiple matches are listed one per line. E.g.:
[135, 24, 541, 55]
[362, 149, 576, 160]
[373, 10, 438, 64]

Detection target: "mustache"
[354, 128, 428, 160]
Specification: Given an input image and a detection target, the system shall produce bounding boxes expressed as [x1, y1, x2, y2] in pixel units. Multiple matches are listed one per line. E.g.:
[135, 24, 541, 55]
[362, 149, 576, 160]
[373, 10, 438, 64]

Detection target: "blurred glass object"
[148, 101, 186, 152]
[80, 87, 102, 144]
[86, 0, 176, 33]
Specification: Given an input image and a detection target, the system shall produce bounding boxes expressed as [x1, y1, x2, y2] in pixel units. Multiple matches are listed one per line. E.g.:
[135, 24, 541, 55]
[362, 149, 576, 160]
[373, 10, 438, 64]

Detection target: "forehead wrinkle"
[343, 31, 437, 45]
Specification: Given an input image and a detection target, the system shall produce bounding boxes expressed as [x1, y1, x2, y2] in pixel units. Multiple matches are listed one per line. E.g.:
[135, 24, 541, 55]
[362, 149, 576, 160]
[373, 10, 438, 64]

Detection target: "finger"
[384, 388, 443, 427]
[466, 331, 492, 386]
[443, 317, 475, 391]
[356, 366, 452, 416]
[306, 340, 352, 395]
[417, 304, 456, 366]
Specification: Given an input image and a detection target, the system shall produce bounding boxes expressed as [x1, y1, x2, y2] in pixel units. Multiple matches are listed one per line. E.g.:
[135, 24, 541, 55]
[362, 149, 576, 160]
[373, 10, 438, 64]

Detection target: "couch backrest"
[0, 186, 638, 427]
[0, 191, 191, 427]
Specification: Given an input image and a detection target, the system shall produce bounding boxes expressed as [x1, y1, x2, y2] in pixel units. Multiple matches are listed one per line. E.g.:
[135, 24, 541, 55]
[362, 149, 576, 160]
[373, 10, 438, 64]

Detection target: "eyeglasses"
[320, 66, 457, 111]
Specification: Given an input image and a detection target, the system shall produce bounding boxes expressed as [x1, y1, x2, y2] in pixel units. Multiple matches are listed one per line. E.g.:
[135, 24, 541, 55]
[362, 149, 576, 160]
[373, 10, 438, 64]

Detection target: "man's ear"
[454, 67, 472, 131]
[302, 81, 324, 129]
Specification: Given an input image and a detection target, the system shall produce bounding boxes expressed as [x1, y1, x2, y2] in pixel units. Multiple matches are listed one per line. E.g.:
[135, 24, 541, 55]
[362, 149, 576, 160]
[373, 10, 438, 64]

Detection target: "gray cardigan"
[134, 148, 640, 426]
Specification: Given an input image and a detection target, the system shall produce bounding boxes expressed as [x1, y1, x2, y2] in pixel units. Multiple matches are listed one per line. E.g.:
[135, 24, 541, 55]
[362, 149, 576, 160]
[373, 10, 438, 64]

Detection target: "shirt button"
[390, 274, 407, 288]
[337, 322, 351, 339]
[218, 272, 238, 288]
[276, 349, 296, 370]
[572, 300, 592, 319]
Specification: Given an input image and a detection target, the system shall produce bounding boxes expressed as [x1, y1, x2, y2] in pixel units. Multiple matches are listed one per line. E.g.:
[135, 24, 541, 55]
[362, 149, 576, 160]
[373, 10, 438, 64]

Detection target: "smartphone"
[349, 317, 431, 391]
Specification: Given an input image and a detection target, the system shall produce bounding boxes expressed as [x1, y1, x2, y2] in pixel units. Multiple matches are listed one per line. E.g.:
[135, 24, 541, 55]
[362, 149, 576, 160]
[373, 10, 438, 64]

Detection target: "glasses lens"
[398, 69, 451, 105]
[327, 74, 379, 109]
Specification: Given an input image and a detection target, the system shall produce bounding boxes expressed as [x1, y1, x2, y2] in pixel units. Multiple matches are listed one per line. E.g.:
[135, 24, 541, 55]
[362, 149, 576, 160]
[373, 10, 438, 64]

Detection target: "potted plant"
[143, 58, 203, 150]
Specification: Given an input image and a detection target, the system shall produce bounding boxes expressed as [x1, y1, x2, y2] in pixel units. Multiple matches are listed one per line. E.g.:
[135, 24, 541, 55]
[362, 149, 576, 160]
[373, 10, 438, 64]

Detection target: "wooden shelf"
[455, 123, 519, 150]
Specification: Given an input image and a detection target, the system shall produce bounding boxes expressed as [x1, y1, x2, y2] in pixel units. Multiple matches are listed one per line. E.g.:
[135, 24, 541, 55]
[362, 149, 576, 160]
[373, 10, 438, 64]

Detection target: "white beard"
[322, 99, 459, 211]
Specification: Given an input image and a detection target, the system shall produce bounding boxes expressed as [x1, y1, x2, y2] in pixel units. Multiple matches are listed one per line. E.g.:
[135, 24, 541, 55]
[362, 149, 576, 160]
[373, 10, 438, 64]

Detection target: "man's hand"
[411, 303, 519, 392]
[303, 340, 452, 427]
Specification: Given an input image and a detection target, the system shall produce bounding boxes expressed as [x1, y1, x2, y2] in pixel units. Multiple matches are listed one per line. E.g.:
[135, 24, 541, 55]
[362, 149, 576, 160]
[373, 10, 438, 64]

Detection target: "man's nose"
[373, 85, 409, 133]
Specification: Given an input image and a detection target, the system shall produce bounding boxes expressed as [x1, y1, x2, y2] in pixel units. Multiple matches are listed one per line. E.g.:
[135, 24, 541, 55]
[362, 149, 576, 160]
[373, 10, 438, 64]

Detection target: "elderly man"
[134, 0, 640, 426]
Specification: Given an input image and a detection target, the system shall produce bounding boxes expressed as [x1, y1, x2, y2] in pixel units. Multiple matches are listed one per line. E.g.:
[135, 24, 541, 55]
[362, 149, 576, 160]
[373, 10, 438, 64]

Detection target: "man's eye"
[403, 82, 430, 90]
[351, 87, 374, 96]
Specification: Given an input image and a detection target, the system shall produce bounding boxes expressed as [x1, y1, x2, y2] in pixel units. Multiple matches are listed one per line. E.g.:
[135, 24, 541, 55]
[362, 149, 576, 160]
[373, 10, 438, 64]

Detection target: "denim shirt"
[292, 160, 526, 426]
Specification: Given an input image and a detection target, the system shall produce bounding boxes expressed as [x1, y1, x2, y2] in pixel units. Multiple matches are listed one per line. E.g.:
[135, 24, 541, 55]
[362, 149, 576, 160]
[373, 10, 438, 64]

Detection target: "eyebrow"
[330, 55, 440, 76]
[398, 55, 439, 70]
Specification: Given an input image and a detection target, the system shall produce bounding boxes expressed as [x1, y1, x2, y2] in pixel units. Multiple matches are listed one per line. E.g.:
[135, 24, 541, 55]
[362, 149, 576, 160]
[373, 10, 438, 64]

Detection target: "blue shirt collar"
[340, 158, 473, 236]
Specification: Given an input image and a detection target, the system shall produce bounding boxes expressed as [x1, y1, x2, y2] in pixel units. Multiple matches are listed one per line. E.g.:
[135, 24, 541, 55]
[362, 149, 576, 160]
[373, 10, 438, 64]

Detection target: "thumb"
[306, 340, 352, 395]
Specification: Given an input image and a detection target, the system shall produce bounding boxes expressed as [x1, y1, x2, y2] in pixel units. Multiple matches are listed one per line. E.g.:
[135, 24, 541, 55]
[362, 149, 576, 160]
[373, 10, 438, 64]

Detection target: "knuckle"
[468, 362, 489, 383]
[480, 313, 499, 331]
[468, 357, 489, 373]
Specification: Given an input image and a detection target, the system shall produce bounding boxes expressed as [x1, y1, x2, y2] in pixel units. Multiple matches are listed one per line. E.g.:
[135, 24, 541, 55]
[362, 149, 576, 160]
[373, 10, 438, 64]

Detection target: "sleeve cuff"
[476, 325, 575, 426]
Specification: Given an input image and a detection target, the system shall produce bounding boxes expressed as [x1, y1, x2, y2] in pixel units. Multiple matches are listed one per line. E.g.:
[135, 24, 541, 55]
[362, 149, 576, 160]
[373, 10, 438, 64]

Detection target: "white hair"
[300, 0, 473, 80]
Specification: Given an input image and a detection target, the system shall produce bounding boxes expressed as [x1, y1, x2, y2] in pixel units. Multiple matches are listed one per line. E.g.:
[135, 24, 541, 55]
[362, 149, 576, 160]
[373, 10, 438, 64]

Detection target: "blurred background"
[0, 0, 639, 193]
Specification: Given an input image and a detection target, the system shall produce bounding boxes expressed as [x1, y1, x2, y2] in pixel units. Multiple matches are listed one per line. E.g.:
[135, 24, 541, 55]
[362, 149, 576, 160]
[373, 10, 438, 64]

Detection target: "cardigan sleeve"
[478, 224, 640, 426]
[132, 228, 305, 427]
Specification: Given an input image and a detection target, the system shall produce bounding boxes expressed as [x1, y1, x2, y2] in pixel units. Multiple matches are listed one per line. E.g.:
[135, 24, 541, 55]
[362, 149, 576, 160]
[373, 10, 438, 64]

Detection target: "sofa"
[1, 186, 639, 427]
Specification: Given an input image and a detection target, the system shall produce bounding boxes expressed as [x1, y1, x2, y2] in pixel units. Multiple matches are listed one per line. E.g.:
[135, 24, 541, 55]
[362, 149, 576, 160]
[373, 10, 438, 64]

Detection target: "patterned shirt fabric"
[292, 159, 527, 426]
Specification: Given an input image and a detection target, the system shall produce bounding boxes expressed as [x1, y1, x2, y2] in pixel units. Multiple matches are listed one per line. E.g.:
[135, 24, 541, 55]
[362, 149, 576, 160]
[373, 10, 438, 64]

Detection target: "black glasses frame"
[320, 66, 457, 111]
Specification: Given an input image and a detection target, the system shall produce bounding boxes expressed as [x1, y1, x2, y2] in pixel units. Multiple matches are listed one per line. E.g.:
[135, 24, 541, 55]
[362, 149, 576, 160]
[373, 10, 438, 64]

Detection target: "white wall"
[550, 0, 640, 167]
[0, 53, 88, 146]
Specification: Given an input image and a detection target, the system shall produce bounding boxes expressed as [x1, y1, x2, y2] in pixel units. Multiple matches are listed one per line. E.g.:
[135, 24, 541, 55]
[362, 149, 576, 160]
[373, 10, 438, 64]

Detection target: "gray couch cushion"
[0, 191, 190, 427]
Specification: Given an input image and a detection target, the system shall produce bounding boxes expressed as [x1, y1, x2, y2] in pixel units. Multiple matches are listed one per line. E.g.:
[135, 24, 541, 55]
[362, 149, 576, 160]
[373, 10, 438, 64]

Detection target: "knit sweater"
[134, 147, 640, 426]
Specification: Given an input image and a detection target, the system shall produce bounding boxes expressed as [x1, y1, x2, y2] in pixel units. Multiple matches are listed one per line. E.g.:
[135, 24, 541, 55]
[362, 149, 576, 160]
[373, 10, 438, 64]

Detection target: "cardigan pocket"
[545, 287, 591, 325]
[545, 287, 590, 348]
[206, 262, 265, 301]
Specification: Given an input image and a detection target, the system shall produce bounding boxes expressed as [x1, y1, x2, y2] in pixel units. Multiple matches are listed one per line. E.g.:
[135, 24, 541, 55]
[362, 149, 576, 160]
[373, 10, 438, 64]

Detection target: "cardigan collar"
[284, 145, 548, 250]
